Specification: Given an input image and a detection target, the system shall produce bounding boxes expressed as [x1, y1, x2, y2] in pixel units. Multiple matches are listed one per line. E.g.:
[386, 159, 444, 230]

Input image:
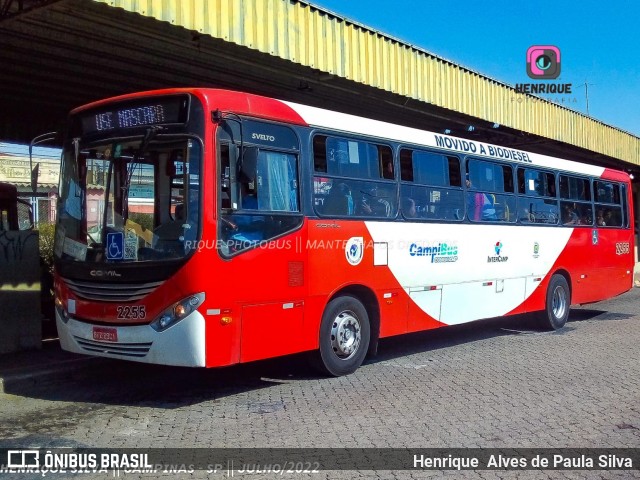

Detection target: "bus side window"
[399, 148, 463, 222]
[466, 159, 515, 223]
[594, 181, 624, 227]
[559, 174, 592, 226]
[313, 134, 397, 219]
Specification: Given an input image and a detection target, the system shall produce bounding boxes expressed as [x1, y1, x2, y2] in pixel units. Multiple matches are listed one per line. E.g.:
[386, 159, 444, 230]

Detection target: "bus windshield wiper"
[137, 126, 163, 157]
[123, 126, 164, 217]
[128, 126, 164, 184]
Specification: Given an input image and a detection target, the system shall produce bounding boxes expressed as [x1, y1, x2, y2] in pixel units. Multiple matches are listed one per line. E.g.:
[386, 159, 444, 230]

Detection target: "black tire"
[313, 295, 371, 377]
[537, 274, 571, 330]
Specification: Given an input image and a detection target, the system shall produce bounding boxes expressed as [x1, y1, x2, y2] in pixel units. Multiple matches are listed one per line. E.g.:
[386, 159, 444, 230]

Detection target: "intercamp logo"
[488, 241, 508, 263]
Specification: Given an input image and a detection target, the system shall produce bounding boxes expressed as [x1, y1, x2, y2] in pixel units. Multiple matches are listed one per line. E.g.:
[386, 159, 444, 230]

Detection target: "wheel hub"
[331, 311, 361, 359]
[552, 285, 567, 319]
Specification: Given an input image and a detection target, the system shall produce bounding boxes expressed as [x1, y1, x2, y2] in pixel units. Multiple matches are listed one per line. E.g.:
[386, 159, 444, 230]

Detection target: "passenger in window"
[465, 175, 477, 219]
[324, 182, 354, 215]
[562, 204, 579, 225]
[382, 159, 394, 180]
[579, 182, 588, 201]
[548, 181, 556, 197]
[481, 194, 497, 220]
[467, 186, 496, 221]
[401, 197, 417, 218]
[360, 186, 391, 217]
[520, 206, 534, 223]
[596, 210, 606, 226]
[578, 207, 592, 225]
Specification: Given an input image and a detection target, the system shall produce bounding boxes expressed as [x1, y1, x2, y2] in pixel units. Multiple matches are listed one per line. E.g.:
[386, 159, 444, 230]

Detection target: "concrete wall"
[0, 230, 41, 354]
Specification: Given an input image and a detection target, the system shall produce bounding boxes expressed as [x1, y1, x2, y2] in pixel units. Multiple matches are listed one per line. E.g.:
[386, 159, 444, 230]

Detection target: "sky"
[0, 142, 60, 159]
[310, 0, 640, 137]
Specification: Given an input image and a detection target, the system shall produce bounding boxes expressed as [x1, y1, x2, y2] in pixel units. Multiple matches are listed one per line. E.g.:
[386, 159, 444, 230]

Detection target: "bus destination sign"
[80, 96, 188, 134]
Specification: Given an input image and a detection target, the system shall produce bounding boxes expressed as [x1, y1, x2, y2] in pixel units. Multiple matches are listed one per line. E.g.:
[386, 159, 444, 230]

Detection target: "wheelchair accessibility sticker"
[107, 232, 124, 260]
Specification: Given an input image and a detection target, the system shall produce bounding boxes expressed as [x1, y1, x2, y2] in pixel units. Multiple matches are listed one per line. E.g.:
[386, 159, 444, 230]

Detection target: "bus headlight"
[55, 305, 70, 324]
[150, 293, 205, 332]
[55, 295, 70, 324]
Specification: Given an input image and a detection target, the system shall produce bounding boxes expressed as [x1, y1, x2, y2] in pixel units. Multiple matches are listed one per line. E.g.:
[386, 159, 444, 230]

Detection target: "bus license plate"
[93, 326, 118, 342]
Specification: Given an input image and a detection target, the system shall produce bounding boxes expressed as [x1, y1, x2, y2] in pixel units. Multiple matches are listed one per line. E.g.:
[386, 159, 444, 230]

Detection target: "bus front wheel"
[537, 274, 570, 330]
[314, 295, 370, 376]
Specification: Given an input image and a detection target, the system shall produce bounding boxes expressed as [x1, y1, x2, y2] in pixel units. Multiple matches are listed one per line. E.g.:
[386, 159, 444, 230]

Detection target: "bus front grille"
[73, 336, 152, 358]
[63, 278, 163, 302]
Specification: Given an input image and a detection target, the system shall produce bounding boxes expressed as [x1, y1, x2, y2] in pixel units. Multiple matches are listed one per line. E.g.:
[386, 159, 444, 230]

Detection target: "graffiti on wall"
[0, 230, 38, 263]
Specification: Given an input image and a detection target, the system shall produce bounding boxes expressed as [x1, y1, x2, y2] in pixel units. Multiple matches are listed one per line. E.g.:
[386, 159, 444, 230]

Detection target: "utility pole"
[582, 81, 594, 116]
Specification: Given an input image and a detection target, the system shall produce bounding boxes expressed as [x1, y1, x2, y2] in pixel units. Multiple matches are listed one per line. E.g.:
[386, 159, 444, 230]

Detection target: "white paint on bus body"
[284, 101, 606, 178]
[364, 222, 573, 324]
[56, 309, 206, 367]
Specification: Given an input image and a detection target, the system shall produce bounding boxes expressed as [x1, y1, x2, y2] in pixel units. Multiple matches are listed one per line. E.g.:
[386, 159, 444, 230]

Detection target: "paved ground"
[0, 288, 639, 479]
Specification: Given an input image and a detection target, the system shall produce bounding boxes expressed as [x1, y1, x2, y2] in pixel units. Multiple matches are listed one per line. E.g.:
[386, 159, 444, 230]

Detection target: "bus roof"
[69, 88, 628, 181]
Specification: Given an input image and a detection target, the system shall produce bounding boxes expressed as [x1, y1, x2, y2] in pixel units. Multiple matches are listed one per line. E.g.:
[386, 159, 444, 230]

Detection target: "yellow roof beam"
[94, 0, 640, 166]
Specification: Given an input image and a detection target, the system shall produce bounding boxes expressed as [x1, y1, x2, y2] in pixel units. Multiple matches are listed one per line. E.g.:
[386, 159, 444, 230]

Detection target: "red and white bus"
[54, 88, 635, 376]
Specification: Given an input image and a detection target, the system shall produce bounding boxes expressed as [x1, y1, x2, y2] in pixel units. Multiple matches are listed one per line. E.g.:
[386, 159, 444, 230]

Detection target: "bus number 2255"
[117, 305, 146, 320]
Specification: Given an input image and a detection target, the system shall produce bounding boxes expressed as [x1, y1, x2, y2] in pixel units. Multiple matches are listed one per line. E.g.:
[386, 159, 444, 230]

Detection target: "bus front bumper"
[56, 309, 206, 367]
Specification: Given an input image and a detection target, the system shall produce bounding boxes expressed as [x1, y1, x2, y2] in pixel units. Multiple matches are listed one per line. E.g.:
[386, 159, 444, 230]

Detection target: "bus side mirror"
[30, 163, 39, 194]
[239, 146, 259, 183]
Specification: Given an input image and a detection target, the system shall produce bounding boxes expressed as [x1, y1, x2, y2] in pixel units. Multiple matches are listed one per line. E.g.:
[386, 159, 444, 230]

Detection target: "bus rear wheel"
[537, 274, 570, 330]
[314, 295, 370, 376]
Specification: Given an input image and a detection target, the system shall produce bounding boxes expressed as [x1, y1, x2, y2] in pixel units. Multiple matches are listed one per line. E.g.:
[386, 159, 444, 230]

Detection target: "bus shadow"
[5, 308, 633, 410]
[3, 352, 317, 410]
[570, 308, 635, 323]
[368, 306, 634, 363]
[370, 314, 537, 364]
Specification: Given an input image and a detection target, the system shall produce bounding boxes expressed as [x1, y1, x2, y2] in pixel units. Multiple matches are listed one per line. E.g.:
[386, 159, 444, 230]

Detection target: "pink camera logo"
[527, 46, 561, 79]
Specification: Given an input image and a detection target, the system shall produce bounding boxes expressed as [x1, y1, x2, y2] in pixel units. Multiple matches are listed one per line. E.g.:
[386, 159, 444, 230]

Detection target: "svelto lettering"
[251, 133, 275, 142]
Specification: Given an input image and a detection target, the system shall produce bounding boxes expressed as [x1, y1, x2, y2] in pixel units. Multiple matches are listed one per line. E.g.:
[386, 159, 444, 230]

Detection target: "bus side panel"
[562, 228, 599, 305]
[201, 225, 310, 367]
[380, 287, 412, 337]
[440, 277, 526, 325]
[240, 301, 305, 362]
[577, 228, 635, 304]
[365, 222, 573, 326]
[179, 251, 240, 368]
[305, 219, 418, 339]
[506, 276, 548, 316]
[506, 227, 634, 316]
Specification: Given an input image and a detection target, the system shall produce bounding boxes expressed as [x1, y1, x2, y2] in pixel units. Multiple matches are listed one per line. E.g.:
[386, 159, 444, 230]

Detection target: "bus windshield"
[55, 136, 201, 264]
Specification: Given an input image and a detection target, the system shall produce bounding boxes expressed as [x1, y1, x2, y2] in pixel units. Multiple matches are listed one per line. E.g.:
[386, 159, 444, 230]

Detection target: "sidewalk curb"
[0, 357, 112, 393]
